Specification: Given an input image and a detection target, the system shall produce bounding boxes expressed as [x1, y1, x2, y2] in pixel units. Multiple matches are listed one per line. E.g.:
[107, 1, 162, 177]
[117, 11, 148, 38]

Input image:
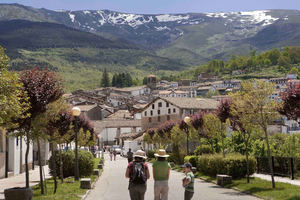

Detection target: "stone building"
[141, 97, 219, 130]
[0, 128, 5, 179]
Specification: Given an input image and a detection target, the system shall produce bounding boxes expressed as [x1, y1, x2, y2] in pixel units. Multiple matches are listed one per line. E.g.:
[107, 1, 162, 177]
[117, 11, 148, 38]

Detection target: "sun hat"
[182, 162, 192, 168]
[154, 149, 170, 158]
[134, 150, 146, 159]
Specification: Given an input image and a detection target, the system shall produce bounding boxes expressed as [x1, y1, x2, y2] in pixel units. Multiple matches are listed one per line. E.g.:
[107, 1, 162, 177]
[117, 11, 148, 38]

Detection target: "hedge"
[194, 154, 256, 179]
[184, 156, 198, 168]
[49, 150, 94, 178]
[194, 145, 214, 155]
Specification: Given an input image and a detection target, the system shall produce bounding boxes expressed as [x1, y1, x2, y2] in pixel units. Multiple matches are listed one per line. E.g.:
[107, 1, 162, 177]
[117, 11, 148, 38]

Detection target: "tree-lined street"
[86, 154, 259, 200]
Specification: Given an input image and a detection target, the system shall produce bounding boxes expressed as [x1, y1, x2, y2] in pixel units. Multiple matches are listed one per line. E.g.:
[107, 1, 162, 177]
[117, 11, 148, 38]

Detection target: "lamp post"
[72, 107, 81, 181]
[184, 116, 191, 155]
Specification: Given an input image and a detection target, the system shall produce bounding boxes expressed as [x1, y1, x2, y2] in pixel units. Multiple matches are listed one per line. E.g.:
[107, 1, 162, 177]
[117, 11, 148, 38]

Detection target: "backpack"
[131, 162, 147, 184]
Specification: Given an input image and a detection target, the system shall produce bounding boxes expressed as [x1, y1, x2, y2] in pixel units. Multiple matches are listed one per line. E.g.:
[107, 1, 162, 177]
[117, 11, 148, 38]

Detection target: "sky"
[1, 0, 300, 14]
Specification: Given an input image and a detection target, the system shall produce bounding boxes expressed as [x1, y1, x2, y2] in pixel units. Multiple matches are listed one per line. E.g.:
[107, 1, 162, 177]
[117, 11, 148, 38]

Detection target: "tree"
[279, 83, 300, 124]
[238, 80, 279, 188]
[0, 46, 29, 129]
[203, 113, 224, 155]
[16, 67, 63, 189]
[216, 99, 232, 158]
[101, 68, 110, 88]
[230, 88, 259, 183]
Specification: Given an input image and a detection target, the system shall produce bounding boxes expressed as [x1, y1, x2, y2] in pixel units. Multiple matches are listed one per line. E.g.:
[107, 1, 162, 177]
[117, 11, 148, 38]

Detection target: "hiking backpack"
[131, 162, 147, 184]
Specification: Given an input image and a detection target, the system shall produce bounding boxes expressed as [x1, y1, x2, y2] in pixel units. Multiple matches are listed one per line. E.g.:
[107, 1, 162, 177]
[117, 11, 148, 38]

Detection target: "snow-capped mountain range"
[1, 4, 300, 64]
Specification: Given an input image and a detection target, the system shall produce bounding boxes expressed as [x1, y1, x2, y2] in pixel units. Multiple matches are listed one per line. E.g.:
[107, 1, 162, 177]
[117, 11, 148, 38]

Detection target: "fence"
[256, 157, 300, 180]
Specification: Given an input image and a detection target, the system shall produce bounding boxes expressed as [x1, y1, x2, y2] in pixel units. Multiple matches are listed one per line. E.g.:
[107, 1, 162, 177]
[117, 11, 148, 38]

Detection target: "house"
[141, 97, 219, 130]
[76, 104, 112, 120]
[112, 86, 151, 97]
[92, 120, 142, 145]
[158, 90, 190, 98]
[178, 79, 192, 86]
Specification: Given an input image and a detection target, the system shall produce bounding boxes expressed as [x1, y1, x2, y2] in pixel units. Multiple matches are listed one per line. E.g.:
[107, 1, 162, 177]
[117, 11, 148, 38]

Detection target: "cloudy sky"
[2, 0, 300, 13]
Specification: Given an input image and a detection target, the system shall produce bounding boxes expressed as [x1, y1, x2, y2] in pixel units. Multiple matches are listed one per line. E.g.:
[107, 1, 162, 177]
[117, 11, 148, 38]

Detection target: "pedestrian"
[125, 150, 150, 200]
[153, 149, 171, 200]
[113, 148, 117, 161]
[182, 163, 194, 200]
[109, 149, 113, 161]
[127, 148, 134, 163]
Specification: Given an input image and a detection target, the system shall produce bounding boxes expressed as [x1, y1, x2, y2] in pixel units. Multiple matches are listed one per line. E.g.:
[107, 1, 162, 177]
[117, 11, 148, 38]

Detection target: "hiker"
[153, 149, 171, 200]
[109, 149, 113, 161]
[127, 148, 134, 163]
[182, 163, 194, 200]
[125, 150, 150, 200]
[113, 149, 117, 161]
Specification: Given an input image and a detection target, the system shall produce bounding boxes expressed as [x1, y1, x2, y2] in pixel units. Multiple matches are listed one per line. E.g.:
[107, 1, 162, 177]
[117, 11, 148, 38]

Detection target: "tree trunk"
[50, 142, 58, 194]
[59, 144, 64, 184]
[25, 131, 30, 188]
[245, 142, 250, 183]
[221, 137, 225, 158]
[264, 127, 275, 188]
[37, 139, 44, 194]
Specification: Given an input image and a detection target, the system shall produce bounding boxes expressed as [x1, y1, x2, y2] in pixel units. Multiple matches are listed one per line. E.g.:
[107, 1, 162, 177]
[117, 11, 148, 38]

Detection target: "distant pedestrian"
[113, 149, 117, 161]
[127, 148, 134, 163]
[125, 150, 150, 200]
[153, 149, 171, 200]
[109, 149, 113, 161]
[182, 163, 194, 200]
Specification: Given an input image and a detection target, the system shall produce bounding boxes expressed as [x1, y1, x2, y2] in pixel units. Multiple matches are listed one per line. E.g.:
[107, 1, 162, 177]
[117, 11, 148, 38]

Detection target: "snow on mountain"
[205, 10, 279, 26]
[156, 14, 190, 22]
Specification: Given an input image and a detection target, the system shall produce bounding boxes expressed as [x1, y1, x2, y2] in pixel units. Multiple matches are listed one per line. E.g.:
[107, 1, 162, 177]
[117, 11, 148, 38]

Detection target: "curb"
[81, 162, 103, 200]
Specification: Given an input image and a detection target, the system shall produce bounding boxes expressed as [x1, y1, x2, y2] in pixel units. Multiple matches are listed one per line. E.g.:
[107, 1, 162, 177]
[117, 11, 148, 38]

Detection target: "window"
[144, 111, 147, 116]
[167, 115, 170, 121]
[158, 116, 161, 122]
[166, 102, 169, 107]
[168, 108, 171, 114]
[150, 111, 153, 116]
[152, 104, 155, 109]
[173, 108, 176, 113]
[158, 110, 161, 115]
[149, 117, 152, 123]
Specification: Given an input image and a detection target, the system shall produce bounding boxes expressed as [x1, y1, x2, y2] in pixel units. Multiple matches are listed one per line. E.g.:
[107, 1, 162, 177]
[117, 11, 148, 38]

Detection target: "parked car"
[112, 145, 122, 154]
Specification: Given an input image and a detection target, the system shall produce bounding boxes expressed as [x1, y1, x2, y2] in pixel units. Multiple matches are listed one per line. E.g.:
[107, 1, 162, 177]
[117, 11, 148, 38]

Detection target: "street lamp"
[184, 116, 191, 155]
[72, 107, 81, 181]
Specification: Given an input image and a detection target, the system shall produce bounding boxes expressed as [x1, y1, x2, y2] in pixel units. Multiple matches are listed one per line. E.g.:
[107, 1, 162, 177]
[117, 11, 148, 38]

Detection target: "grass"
[192, 171, 300, 200]
[32, 157, 103, 200]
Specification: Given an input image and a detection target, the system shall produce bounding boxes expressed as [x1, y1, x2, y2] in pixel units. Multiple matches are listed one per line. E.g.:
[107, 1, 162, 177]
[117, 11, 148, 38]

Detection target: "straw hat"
[134, 150, 146, 159]
[154, 149, 169, 158]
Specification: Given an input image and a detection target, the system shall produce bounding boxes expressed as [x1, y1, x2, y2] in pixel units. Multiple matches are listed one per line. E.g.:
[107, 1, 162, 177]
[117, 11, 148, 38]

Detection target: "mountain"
[1, 4, 300, 91]
[1, 4, 300, 65]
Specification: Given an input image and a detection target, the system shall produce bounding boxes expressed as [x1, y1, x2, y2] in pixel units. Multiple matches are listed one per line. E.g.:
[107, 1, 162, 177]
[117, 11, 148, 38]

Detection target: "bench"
[80, 178, 92, 189]
[217, 174, 232, 186]
[98, 164, 103, 169]
[93, 169, 100, 176]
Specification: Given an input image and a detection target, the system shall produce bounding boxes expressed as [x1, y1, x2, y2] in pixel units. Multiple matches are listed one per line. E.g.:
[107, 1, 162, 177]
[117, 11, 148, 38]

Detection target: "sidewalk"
[0, 165, 51, 200]
[253, 173, 300, 186]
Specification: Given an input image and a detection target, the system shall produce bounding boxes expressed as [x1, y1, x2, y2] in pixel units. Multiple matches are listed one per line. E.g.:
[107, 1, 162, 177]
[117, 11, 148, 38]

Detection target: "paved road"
[86, 154, 259, 200]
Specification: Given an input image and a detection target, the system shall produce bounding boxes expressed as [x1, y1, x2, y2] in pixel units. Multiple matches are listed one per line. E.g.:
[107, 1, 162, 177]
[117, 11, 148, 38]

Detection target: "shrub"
[168, 152, 185, 165]
[147, 150, 156, 159]
[194, 145, 214, 155]
[196, 154, 256, 179]
[49, 150, 94, 178]
[184, 156, 198, 168]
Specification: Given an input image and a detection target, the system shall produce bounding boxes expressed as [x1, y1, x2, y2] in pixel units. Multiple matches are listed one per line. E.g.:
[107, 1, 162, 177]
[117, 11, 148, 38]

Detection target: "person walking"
[125, 150, 150, 200]
[153, 149, 171, 200]
[109, 149, 113, 161]
[127, 148, 134, 163]
[113, 148, 117, 161]
[182, 163, 194, 200]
